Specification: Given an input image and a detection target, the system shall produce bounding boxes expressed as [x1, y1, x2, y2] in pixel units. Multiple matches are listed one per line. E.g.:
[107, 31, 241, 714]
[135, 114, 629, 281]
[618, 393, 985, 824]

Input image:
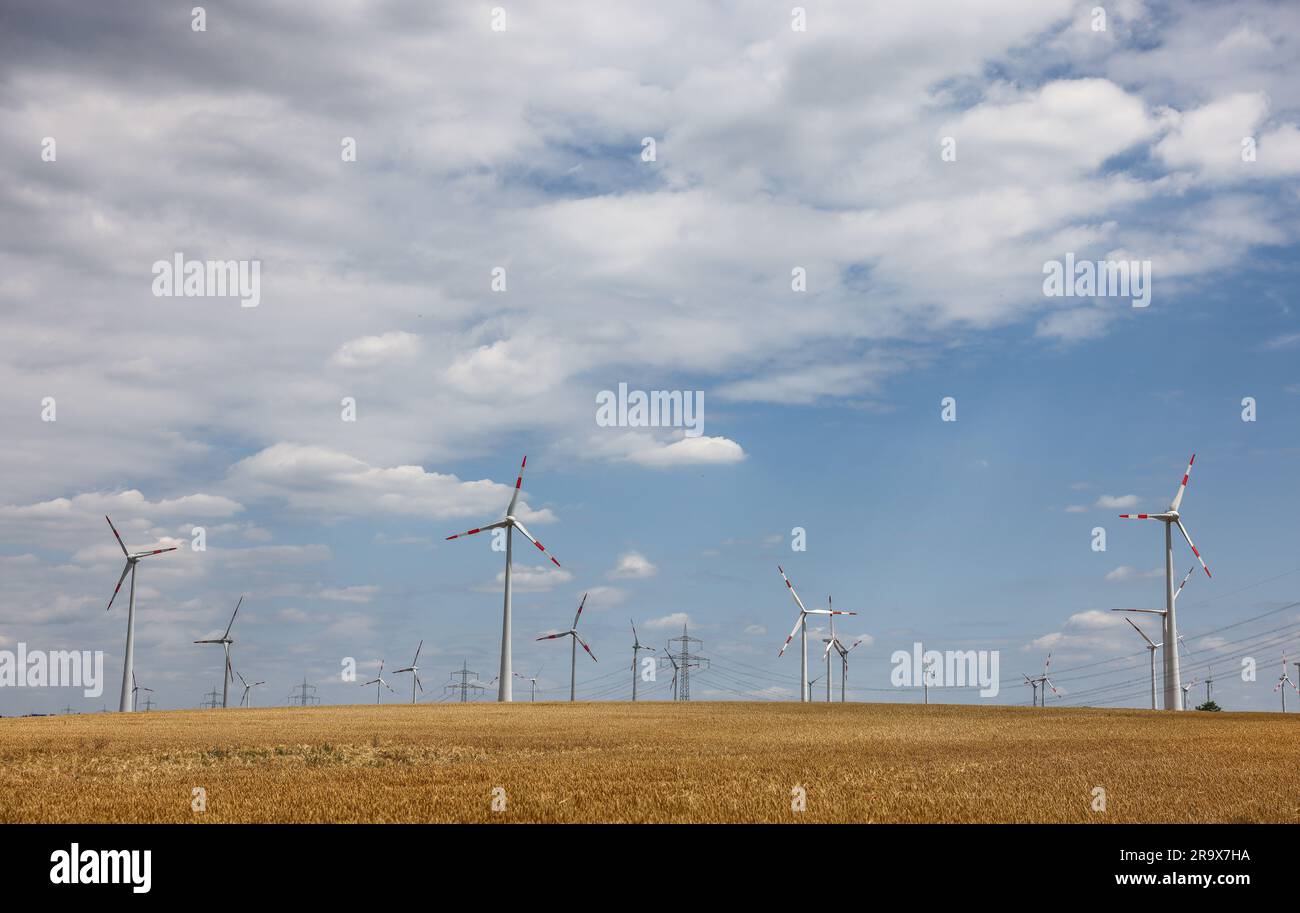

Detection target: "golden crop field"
[1, 702, 1297, 823]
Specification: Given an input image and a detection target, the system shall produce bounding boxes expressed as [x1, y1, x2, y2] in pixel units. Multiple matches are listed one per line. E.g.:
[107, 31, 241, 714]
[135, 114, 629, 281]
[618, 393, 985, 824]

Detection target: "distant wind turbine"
[1122, 617, 1163, 710]
[1275, 653, 1298, 712]
[536, 593, 597, 701]
[235, 670, 265, 708]
[363, 660, 395, 704]
[630, 621, 655, 701]
[130, 672, 153, 712]
[392, 640, 424, 704]
[194, 597, 243, 709]
[104, 515, 178, 712]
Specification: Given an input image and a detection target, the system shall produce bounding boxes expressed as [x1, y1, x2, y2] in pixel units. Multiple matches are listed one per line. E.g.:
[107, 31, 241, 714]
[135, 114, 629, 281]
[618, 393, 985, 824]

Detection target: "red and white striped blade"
[777, 566, 808, 614]
[1175, 519, 1211, 577]
[445, 518, 507, 541]
[1043, 653, 1052, 677]
[1175, 566, 1195, 598]
[1124, 616, 1157, 648]
[507, 455, 526, 516]
[1044, 677, 1059, 695]
[511, 520, 561, 568]
[1117, 514, 1160, 520]
[572, 593, 588, 630]
[1170, 453, 1195, 512]
[106, 561, 130, 612]
[536, 632, 564, 641]
[136, 546, 178, 558]
[574, 632, 597, 662]
[105, 515, 129, 557]
[778, 613, 802, 657]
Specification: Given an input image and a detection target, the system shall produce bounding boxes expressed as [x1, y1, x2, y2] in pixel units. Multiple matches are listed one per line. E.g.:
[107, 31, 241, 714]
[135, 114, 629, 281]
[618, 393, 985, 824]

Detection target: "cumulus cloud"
[608, 551, 657, 579]
[1105, 565, 1164, 582]
[1095, 494, 1140, 509]
[645, 612, 691, 631]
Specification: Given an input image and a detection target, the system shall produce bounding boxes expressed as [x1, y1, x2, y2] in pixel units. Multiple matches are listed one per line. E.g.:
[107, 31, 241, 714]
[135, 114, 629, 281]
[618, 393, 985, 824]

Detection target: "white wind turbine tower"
[777, 567, 855, 702]
[104, 516, 178, 712]
[1275, 653, 1297, 712]
[536, 593, 596, 701]
[1113, 566, 1193, 711]
[235, 670, 265, 708]
[1179, 677, 1198, 711]
[526, 665, 544, 702]
[392, 640, 424, 704]
[130, 672, 152, 712]
[363, 660, 395, 704]
[1118, 453, 1213, 711]
[630, 621, 655, 701]
[1122, 617, 1163, 710]
[1022, 674, 1038, 707]
[193, 596, 243, 709]
[445, 456, 563, 702]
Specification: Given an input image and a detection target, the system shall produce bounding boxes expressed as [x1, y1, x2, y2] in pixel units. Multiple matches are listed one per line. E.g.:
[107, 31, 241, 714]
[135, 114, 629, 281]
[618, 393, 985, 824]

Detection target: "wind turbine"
[445, 456, 563, 703]
[1022, 675, 1038, 707]
[194, 596, 242, 708]
[777, 567, 855, 702]
[526, 665, 544, 702]
[819, 598, 860, 703]
[392, 640, 424, 704]
[536, 593, 596, 701]
[103, 516, 178, 712]
[363, 660, 395, 704]
[130, 672, 152, 712]
[630, 621, 656, 701]
[1275, 653, 1298, 712]
[1118, 453, 1212, 711]
[235, 670, 265, 708]
[1179, 677, 1199, 711]
[1023, 654, 1057, 707]
[1122, 617, 1163, 710]
[664, 649, 679, 700]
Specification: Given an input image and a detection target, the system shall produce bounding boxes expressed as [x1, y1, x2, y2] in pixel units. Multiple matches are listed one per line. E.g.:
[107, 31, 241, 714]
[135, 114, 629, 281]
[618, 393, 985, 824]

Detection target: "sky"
[1, 0, 1299, 713]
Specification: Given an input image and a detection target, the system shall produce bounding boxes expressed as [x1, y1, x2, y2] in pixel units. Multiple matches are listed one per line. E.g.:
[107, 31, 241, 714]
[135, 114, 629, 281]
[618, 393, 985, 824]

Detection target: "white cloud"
[1105, 565, 1163, 582]
[628, 435, 746, 468]
[482, 565, 573, 593]
[317, 585, 379, 604]
[330, 331, 422, 368]
[608, 550, 657, 579]
[228, 443, 557, 522]
[645, 612, 691, 631]
[1095, 494, 1140, 509]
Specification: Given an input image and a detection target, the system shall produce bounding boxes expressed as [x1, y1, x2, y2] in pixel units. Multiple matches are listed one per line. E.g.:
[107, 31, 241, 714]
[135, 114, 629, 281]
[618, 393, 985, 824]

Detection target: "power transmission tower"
[288, 677, 320, 707]
[142, 697, 156, 711]
[444, 661, 483, 702]
[61, 705, 75, 715]
[201, 688, 222, 709]
[666, 624, 709, 701]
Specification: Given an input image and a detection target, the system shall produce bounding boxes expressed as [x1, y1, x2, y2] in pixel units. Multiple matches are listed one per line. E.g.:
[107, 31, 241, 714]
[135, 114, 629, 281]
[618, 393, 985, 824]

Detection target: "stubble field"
[1, 702, 1296, 823]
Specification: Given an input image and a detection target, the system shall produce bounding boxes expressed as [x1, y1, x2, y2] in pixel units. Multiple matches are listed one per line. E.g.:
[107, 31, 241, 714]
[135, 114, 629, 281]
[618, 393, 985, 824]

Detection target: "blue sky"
[2, 0, 1299, 713]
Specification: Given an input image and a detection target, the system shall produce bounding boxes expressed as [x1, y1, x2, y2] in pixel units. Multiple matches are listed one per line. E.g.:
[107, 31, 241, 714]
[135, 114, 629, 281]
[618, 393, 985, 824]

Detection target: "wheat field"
[1, 702, 1296, 823]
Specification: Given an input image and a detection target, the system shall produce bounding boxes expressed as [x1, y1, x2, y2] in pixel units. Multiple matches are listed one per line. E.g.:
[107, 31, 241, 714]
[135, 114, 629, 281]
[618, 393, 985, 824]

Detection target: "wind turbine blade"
[822, 637, 836, 659]
[572, 593, 588, 630]
[1117, 514, 1161, 520]
[507, 455, 527, 516]
[1124, 616, 1157, 648]
[1170, 453, 1195, 512]
[415, 674, 424, 693]
[412, 639, 422, 666]
[236, 670, 248, 687]
[777, 566, 808, 614]
[223, 596, 243, 639]
[511, 521, 561, 568]
[573, 632, 597, 662]
[1044, 678, 1059, 695]
[105, 515, 129, 556]
[536, 632, 565, 641]
[1175, 567, 1195, 599]
[1174, 519, 1211, 577]
[778, 613, 803, 657]
[445, 519, 508, 541]
[106, 561, 131, 612]
[135, 546, 179, 558]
